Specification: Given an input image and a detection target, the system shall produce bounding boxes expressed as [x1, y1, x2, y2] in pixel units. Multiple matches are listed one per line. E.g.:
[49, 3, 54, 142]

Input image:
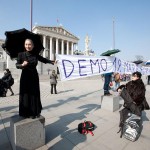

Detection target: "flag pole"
[57, 18, 59, 26]
[30, 0, 33, 31]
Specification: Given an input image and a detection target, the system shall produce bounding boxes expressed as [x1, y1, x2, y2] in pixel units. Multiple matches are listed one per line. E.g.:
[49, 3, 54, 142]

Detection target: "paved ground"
[0, 74, 150, 150]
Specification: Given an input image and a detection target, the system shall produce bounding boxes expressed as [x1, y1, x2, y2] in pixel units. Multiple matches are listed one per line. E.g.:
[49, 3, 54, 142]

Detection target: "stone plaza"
[0, 73, 150, 150]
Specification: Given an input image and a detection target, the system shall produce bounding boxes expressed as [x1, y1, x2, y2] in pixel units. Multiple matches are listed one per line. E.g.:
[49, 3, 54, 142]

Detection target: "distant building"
[0, 26, 79, 74]
[32, 25, 79, 60]
[0, 39, 7, 70]
[0, 39, 7, 60]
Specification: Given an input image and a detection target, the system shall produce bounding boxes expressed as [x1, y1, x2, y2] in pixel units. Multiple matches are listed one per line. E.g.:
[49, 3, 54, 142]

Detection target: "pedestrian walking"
[50, 70, 58, 94]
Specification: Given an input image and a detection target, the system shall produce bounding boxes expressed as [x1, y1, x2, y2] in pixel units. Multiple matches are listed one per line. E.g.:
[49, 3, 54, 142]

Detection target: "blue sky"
[0, 0, 150, 61]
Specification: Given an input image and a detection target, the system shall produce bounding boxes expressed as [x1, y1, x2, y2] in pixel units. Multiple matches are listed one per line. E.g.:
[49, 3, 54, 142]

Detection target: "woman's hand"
[117, 88, 122, 95]
[55, 60, 59, 64]
[22, 61, 28, 66]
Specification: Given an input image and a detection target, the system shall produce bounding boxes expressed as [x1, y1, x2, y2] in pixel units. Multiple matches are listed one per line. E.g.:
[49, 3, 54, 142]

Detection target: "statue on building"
[84, 35, 95, 56]
[85, 34, 90, 55]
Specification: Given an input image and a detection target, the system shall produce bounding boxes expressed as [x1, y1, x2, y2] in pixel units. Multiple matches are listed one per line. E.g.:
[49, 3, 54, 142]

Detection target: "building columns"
[71, 42, 74, 55]
[6, 55, 10, 68]
[43, 36, 78, 59]
[61, 39, 64, 55]
[43, 35, 46, 58]
[56, 38, 58, 55]
[67, 41, 69, 55]
[49, 37, 53, 60]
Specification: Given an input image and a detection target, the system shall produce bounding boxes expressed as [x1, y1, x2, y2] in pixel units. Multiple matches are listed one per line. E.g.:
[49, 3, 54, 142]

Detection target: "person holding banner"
[114, 72, 121, 91]
[147, 75, 150, 85]
[16, 39, 54, 119]
[103, 72, 113, 96]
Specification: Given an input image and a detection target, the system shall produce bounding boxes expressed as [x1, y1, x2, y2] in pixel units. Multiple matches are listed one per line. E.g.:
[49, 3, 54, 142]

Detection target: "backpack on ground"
[78, 121, 95, 136]
[123, 113, 142, 141]
[118, 108, 142, 142]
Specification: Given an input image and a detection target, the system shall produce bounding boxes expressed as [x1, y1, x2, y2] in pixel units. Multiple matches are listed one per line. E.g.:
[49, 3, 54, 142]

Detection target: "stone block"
[10, 115, 45, 150]
[101, 95, 120, 112]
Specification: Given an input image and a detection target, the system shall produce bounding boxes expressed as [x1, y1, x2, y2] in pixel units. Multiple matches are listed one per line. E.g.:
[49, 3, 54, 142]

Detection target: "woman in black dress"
[16, 39, 54, 119]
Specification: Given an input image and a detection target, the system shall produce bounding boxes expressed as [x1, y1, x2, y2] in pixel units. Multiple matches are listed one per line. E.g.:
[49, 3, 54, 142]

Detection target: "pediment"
[33, 26, 79, 40]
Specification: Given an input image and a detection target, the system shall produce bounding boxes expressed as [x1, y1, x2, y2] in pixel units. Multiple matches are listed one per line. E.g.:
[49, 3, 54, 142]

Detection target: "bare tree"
[135, 55, 144, 61]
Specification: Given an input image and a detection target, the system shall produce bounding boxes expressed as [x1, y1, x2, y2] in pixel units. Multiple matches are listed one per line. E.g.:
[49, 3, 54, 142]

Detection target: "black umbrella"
[100, 49, 121, 56]
[1, 28, 44, 59]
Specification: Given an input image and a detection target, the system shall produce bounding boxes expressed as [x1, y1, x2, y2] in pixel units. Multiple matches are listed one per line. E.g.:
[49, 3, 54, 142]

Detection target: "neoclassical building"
[0, 26, 79, 74]
[32, 25, 79, 60]
[0, 39, 7, 71]
[0, 39, 6, 59]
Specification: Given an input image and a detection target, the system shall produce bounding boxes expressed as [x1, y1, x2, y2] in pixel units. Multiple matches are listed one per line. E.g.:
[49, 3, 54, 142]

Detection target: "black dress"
[16, 51, 53, 117]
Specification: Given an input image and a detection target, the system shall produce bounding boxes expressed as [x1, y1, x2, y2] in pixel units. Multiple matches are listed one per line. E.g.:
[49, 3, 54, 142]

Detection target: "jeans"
[51, 84, 57, 94]
[103, 74, 112, 94]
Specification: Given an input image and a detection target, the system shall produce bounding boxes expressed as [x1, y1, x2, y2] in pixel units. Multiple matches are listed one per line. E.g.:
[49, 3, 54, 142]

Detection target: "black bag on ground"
[118, 108, 142, 142]
[78, 121, 95, 136]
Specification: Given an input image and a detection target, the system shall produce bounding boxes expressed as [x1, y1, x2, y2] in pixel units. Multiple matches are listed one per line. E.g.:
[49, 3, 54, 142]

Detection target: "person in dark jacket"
[0, 79, 7, 97]
[147, 75, 150, 85]
[117, 71, 149, 116]
[2, 68, 14, 96]
[16, 39, 54, 119]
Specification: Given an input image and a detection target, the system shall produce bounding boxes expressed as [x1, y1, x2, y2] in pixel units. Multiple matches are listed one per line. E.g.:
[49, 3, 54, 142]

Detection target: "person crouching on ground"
[2, 69, 14, 96]
[117, 71, 149, 116]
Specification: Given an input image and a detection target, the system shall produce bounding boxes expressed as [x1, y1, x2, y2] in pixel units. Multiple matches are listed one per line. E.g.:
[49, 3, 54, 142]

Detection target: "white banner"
[56, 55, 150, 81]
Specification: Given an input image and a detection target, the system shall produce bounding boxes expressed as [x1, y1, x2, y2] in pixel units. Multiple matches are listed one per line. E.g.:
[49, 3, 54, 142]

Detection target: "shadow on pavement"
[43, 90, 99, 110]
[45, 102, 99, 149]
